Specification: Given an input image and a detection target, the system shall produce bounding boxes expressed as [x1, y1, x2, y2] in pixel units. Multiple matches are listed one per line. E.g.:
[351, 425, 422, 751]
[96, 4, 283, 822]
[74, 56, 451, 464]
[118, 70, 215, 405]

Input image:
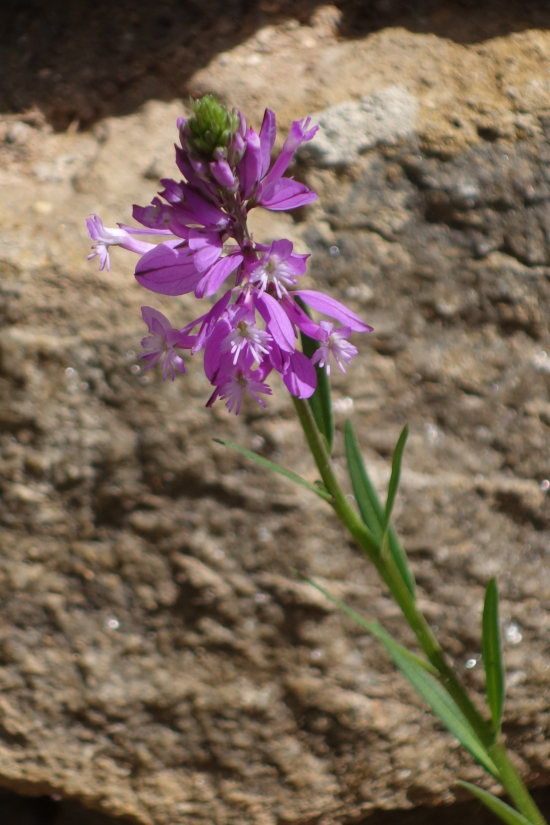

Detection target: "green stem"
[489, 744, 547, 825]
[293, 397, 546, 825]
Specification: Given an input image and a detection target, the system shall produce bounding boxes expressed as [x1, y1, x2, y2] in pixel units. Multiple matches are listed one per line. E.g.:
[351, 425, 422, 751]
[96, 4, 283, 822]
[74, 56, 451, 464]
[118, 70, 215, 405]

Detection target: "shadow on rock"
[2, 0, 550, 130]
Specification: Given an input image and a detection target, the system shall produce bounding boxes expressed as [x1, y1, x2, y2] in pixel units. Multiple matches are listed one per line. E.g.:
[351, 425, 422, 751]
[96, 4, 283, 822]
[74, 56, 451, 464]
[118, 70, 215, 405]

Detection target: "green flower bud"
[185, 95, 241, 161]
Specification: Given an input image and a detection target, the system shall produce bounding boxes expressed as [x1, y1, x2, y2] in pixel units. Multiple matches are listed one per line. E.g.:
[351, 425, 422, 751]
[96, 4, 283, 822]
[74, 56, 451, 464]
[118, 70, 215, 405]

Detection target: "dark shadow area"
[3, 783, 550, 824]
[2, 0, 550, 130]
[0, 0, 319, 130]
[0, 787, 134, 824]
[359, 784, 550, 825]
[338, 0, 550, 43]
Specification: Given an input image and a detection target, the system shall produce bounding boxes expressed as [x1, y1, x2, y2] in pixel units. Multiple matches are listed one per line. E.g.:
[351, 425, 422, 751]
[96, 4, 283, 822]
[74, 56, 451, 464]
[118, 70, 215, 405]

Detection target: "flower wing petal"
[135, 242, 203, 295]
[259, 109, 277, 179]
[283, 351, 317, 398]
[141, 306, 172, 335]
[293, 290, 373, 332]
[195, 254, 243, 299]
[255, 292, 296, 352]
[258, 178, 317, 210]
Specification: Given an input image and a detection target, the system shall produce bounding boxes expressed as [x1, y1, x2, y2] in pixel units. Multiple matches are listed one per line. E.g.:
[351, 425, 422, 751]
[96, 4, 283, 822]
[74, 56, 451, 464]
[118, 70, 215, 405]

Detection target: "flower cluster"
[87, 95, 372, 413]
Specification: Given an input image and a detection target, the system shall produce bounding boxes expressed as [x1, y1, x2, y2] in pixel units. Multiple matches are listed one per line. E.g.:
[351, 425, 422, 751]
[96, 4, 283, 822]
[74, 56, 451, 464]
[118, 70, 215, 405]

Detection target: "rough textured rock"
[1, 4, 550, 825]
[302, 85, 419, 166]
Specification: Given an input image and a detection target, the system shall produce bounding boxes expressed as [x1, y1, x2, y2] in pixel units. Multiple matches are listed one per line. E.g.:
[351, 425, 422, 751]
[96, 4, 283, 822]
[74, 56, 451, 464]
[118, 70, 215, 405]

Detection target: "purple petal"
[187, 229, 221, 250]
[255, 356, 274, 382]
[135, 242, 203, 296]
[141, 306, 172, 336]
[259, 109, 277, 179]
[267, 341, 286, 374]
[119, 222, 173, 236]
[281, 297, 324, 340]
[162, 351, 186, 381]
[175, 147, 211, 194]
[194, 243, 223, 273]
[195, 254, 243, 299]
[159, 178, 184, 203]
[190, 290, 233, 351]
[132, 200, 171, 230]
[210, 156, 236, 190]
[189, 154, 211, 179]
[238, 129, 262, 199]
[182, 185, 228, 228]
[283, 351, 317, 399]
[255, 292, 296, 352]
[86, 214, 101, 241]
[228, 131, 245, 166]
[165, 328, 196, 349]
[293, 290, 374, 332]
[204, 319, 231, 381]
[270, 238, 293, 260]
[132, 201, 193, 240]
[139, 350, 162, 370]
[184, 288, 231, 332]
[262, 117, 319, 187]
[258, 178, 317, 211]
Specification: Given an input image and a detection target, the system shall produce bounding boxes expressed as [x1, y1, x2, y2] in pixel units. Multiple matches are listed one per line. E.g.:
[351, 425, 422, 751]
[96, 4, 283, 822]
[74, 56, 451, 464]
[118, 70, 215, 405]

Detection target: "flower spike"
[86, 97, 372, 412]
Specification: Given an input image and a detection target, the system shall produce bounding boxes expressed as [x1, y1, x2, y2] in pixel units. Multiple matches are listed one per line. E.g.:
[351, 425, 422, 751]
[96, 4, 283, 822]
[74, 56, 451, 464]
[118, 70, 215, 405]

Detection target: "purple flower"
[212, 363, 273, 415]
[139, 307, 195, 381]
[221, 306, 272, 364]
[248, 239, 308, 298]
[239, 112, 319, 211]
[87, 215, 154, 271]
[262, 117, 318, 189]
[311, 322, 358, 375]
[203, 324, 273, 414]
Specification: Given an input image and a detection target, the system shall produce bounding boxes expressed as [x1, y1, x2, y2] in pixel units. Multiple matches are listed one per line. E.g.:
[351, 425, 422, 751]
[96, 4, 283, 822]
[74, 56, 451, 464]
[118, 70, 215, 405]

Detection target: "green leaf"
[482, 578, 505, 737]
[297, 575, 500, 780]
[344, 419, 383, 537]
[456, 782, 532, 825]
[295, 297, 334, 453]
[298, 574, 436, 675]
[380, 638, 499, 779]
[344, 421, 416, 598]
[214, 439, 332, 502]
[383, 425, 408, 533]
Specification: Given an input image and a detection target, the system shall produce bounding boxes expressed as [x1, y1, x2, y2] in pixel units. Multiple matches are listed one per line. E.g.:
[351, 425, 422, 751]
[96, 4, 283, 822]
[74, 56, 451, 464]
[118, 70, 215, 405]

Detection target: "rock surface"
[302, 85, 419, 166]
[1, 4, 550, 825]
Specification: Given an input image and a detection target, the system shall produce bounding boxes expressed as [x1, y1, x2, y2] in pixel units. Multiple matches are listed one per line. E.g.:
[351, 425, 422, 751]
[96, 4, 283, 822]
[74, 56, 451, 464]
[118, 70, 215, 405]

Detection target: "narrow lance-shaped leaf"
[298, 575, 500, 781]
[295, 297, 334, 453]
[456, 782, 532, 825]
[382, 425, 408, 533]
[344, 419, 382, 538]
[482, 578, 505, 737]
[344, 421, 415, 597]
[214, 439, 331, 502]
[297, 574, 436, 675]
[373, 628, 500, 780]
